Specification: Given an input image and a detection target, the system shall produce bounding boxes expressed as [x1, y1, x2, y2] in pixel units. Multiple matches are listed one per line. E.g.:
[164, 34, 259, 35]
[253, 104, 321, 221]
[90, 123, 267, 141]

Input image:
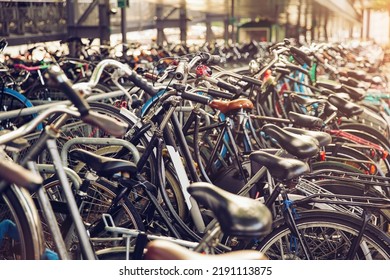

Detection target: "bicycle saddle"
[341, 84, 366, 101]
[315, 80, 343, 91]
[144, 240, 267, 260]
[290, 93, 323, 106]
[69, 149, 137, 178]
[288, 111, 324, 129]
[283, 127, 332, 147]
[327, 94, 363, 118]
[339, 76, 369, 90]
[332, 92, 352, 101]
[262, 124, 320, 159]
[209, 98, 254, 114]
[187, 182, 272, 238]
[346, 69, 368, 81]
[249, 151, 309, 181]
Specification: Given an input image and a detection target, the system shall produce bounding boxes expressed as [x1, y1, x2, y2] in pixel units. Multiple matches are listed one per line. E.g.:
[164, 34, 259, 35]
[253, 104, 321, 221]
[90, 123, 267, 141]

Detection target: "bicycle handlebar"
[206, 88, 235, 99]
[175, 52, 224, 82]
[0, 157, 43, 188]
[46, 65, 128, 137]
[14, 64, 50, 72]
[82, 110, 128, 137]
[180, 90, 210, 105]
[78, 59, 160, 96]
[47, 65, 91, 117]
[175, 59, 187, 80]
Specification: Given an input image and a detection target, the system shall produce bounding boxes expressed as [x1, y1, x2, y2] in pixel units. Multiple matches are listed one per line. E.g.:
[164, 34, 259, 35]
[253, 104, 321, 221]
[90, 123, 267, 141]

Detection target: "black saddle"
[290, 93, 323, 106]
[188, 182, 272, 237]
[284, 127, 332, 147]
[341, 84, 366, 101]
[316, 80, 342, 91]
[262, 124, 320, 159]
[69, 149, 137, 178]
[249, 151, 309, 181]
[288, 111, 324, 129]
[327, 94, 363, 118]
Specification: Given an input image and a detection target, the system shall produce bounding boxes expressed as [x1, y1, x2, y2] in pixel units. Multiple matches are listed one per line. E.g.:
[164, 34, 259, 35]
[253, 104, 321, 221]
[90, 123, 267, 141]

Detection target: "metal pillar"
[67, 0, 110, 43]
[311, 9, 316, 41]
[15, 5, 27, 35]
[304, 0, 309, 43]
[98, 0, 110, 45]
[285, 11, 290, 38]
[296, 0, 302, 42]
[224, 18, 229, 43]
[121, 6, 127, 51]
[156, 5, 165, 46]
[366, 8, 371, 40]
[230, 0, 235, 43]
[67, 0, 78, 57]
[324, 11, 328, 41]
[205, 14, 214, 43]
[66, 0, 77, 33]
[179, 8, 187, 45]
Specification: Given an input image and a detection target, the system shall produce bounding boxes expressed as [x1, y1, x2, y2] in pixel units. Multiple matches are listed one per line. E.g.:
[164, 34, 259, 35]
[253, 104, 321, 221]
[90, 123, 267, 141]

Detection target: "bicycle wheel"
[338, 125, 390, 153]
[40, 176, 144, 258]
[338, 127, 390, 175]
[255, 210, 390, 260]
[0, 185, 45, 259]
[0, 87, 38, 130]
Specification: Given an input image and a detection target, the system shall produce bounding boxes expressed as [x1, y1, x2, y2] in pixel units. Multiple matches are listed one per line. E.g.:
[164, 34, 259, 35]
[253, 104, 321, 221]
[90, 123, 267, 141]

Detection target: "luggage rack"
[296, 178, 364, 216]
[89, 214, 199, 260]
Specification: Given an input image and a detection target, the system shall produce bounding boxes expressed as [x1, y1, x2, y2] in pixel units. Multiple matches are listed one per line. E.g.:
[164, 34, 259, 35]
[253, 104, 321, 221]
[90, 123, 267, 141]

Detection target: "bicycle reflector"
[370, 164, 377, 175]
[196, 65, 212, 77]
[319, 151, 326, 161]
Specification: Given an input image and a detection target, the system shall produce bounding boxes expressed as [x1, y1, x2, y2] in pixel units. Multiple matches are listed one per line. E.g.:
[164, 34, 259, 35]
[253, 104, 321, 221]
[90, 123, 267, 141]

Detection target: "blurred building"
[0, 0, 373, 46]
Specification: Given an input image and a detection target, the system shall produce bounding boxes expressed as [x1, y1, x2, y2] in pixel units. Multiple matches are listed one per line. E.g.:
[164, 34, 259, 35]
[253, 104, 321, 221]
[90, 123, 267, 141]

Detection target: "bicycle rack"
[93, 214, 199, 260]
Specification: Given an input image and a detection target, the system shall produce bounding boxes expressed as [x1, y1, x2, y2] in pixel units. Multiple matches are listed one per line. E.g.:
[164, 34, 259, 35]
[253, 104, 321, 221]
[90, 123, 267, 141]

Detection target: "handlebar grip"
[207, 88, 235, 100]
[290, 46, 312, 66]
[46, 65, 90, 117]
[216, 80, 243, 96]
[128, 71, 159, 96]
[82, 110, 128, 137]
[286, 64, 310, 75]
[240, 75, 262, 86]
[274, 67, 291, 75]
[175, 60, 187, 80]
[144, 72, 159, 81]
[268, 41, 286, 52]
[207, 55, 224, 65]
[180, 91, 210, 105]
[0, 159, 42, 189]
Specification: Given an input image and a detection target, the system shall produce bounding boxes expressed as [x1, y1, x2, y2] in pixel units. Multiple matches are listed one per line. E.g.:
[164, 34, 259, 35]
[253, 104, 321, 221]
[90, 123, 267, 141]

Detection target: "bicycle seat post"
[193, 223, 222, 253]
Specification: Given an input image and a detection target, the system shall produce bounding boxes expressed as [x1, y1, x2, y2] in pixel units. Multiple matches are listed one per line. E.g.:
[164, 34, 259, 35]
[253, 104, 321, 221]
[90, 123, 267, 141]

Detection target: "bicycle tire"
[40, 176, 144, 258]
[255, 210, 390, 260]
[53, 102, 187, 221]
[339, 124, 390, 152]
[0, 185, 45, 259]
[0, 87, 39, 130]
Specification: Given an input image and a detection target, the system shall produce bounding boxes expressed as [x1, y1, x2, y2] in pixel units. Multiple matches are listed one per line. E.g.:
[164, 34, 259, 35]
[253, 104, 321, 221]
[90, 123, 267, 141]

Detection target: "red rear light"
[370, 164, 377, 175]
[319, 151, 326, 161]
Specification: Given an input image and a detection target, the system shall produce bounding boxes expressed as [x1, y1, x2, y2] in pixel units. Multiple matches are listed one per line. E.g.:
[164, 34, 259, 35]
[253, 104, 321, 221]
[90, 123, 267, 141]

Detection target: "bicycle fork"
[346, 210, 372, 260]
[280, 191, 314, 260]
[265, 185, 313, 260]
